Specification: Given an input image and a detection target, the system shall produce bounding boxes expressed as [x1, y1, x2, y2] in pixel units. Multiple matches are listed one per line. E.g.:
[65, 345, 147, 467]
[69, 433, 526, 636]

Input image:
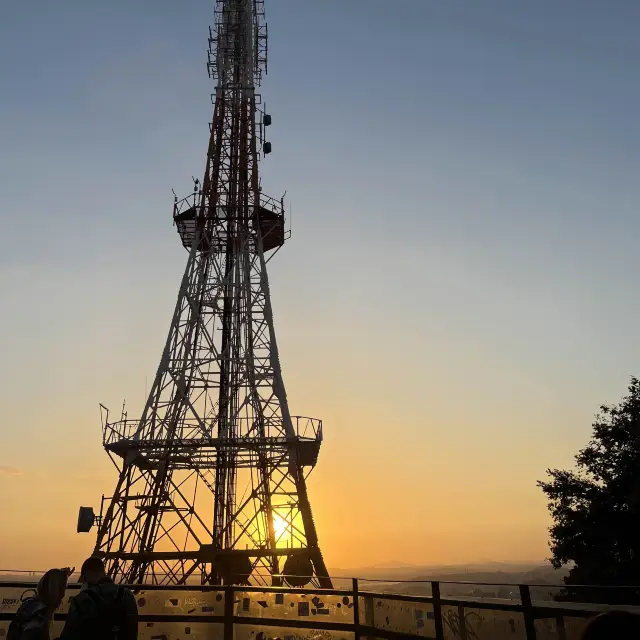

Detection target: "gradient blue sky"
[1, 1, 639, 569]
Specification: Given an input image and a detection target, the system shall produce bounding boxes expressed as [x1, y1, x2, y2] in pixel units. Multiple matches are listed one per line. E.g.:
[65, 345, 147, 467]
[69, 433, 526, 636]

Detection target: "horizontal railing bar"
[0, 581, 353, 596]
[360, 626, 435, 640]
[3, 568, 640, 591]
[232, 616, 355, 632]
[227, 584, 355, 596]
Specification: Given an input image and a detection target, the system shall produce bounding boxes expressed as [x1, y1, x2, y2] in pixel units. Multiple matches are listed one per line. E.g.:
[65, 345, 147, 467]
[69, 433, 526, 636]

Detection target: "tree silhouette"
[538, 377, 640, 604]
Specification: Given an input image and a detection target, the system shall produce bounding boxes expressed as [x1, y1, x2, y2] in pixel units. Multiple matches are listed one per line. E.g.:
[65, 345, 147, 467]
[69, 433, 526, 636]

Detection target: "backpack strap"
[114, 586, 125, 605]
[84, 589, 104, 609]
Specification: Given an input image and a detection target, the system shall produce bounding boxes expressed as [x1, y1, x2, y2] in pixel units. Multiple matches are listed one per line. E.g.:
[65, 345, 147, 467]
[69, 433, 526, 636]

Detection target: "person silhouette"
[59, 557, 137, 640]
[581, 611, 640, 639]
[8, 567, 73, 640]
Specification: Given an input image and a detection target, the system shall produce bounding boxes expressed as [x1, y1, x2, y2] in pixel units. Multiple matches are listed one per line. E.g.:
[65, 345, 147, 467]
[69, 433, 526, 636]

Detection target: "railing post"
[457, 605, 468, 640]
[555, 615, 567, 640]
[363, 593, 374, 640]
[352, 578, 361, 640]
[519, 584, 537, 640]
[224, 585, 234, 640]
[432, 581, 444, 640]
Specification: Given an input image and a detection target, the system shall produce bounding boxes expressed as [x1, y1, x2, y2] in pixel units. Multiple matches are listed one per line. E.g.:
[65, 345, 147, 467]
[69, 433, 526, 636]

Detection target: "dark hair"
[581, 611, 640, 639]
[37, 569, 68, 610]
[80, 556, 106, 579]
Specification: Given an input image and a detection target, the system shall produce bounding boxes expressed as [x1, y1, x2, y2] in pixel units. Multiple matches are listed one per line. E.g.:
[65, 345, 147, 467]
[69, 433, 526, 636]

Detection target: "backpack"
[78, 586, 127, 640]
[7, 598, 48, 640]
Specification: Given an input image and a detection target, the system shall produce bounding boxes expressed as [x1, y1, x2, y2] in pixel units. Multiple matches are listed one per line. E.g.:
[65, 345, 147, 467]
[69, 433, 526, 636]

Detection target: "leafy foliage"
[538, 377, 640, 603]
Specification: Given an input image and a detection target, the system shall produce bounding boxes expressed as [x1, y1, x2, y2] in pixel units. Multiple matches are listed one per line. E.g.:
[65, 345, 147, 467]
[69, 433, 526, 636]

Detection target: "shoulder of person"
[15, 596, 35, 615]
[122, 588, 138, 605]
[69, 589, 98, 611]
[17, 596, 47, 617]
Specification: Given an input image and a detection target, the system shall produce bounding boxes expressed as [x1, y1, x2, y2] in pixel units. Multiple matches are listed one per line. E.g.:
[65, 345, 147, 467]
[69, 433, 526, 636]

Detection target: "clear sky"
[1, 0, 639, 571]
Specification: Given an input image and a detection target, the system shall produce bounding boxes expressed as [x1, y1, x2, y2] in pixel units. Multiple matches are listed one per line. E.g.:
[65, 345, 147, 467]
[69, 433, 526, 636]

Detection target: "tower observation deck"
[77, 0, 332, 588]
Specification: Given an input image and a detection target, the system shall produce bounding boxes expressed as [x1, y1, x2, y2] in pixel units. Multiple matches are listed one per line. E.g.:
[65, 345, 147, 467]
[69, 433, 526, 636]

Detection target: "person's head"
[581, 611, 640, 639]
[79, 556, 106, 586]
[37, 569, 68, 611]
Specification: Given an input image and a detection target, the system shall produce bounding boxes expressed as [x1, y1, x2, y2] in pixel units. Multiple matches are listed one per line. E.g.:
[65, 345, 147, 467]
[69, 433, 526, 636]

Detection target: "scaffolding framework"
[87, 0, 331, 588]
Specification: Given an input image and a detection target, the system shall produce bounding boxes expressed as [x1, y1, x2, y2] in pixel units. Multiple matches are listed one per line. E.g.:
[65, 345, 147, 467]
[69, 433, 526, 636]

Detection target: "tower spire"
[81, 0, 331, 587]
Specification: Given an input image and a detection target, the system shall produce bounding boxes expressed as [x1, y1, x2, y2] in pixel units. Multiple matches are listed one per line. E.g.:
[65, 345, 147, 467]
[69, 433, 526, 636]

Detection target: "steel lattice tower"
[78, 0, 331, 588]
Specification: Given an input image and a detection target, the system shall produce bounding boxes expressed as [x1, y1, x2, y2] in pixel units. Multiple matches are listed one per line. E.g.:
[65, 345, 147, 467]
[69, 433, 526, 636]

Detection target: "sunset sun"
[273, 513, 288, 539]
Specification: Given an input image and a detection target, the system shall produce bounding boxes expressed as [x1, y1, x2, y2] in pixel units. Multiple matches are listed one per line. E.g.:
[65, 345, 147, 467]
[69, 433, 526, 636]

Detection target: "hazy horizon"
[0, 559, 557, 576]
[2, 0, 640, 571]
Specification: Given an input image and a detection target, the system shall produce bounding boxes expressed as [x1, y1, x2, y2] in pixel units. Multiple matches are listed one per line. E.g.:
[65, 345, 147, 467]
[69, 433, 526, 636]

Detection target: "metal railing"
[102, 415, 322, 448]
[2, 578, 639, 640]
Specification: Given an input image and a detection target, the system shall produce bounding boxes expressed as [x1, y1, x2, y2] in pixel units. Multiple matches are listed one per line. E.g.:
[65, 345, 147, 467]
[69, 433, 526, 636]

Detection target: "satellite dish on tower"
[77, 506, 96, 533]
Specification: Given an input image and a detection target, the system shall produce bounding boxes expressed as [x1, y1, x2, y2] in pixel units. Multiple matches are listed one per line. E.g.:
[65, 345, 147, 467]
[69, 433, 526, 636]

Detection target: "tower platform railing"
[102, 415, 322, 450]
[172, 190, 287, 253]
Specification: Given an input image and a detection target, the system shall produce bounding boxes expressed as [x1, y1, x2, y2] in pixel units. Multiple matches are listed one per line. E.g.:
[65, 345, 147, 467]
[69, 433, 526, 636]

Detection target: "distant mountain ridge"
[327, 561, 563, 582]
